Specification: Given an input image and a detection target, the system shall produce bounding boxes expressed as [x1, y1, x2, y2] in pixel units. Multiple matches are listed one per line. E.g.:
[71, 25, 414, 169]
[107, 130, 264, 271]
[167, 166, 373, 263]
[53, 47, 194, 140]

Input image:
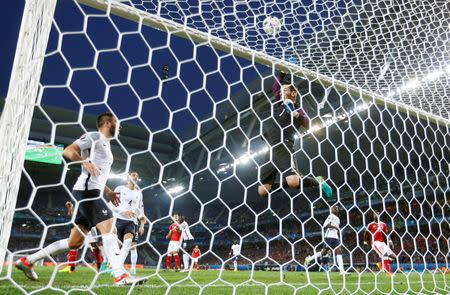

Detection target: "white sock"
[336, 255, 345, 273]
[102, 233, 125, 278]
[183, 253, 190, 270]
[233, 260, 237, 270]
[120, 238, 132, 264]
[130, 248, 137, 271]
[27, 239, 69, 264]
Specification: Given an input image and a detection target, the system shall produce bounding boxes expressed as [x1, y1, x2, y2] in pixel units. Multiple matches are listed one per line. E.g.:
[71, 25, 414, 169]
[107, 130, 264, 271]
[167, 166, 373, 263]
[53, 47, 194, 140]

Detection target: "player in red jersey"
[191, 245, 201, 270]
[364, 211, 396, 275]
[166, 214, 182, 271]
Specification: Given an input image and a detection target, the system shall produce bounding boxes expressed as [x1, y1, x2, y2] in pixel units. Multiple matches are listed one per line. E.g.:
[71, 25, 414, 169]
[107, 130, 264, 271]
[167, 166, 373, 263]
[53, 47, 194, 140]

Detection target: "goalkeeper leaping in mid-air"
[258, 71, 333, 198]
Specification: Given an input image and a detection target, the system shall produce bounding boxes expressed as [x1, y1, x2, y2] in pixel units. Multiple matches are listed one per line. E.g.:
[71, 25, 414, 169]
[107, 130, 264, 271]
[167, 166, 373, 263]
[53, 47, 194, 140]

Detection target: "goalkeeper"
[258, 72, 333, 198]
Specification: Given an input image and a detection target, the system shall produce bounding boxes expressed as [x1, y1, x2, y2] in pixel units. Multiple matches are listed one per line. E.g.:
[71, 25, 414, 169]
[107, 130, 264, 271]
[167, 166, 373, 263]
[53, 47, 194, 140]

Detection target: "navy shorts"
[323, 238, 340, 250]
[73, 189, 113, 230]
[116, 219, 137, 242]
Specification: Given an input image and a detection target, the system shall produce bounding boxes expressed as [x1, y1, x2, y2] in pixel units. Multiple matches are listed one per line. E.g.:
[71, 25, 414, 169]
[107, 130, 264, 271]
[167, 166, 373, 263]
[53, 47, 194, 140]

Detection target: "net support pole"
[0, 0, 57, 271]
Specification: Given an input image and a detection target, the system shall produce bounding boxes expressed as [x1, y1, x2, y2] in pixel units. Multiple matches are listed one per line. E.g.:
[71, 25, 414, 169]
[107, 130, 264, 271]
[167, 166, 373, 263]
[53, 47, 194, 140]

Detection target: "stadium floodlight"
[108, 173, 128, 181]
[167, 186, 184, 195]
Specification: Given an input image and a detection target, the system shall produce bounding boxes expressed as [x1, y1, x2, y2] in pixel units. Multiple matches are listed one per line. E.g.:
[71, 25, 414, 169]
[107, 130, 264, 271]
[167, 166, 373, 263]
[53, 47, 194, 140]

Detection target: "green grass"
[0, 266, 449, 294]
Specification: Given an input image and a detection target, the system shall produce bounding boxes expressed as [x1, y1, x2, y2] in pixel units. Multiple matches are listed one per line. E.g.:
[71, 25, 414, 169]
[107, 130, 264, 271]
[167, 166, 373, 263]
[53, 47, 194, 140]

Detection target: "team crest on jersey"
[102, 209, 108, 215]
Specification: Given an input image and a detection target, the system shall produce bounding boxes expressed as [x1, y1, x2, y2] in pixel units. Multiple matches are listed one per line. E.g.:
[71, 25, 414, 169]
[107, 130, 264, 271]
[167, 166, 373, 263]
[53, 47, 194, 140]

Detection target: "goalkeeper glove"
[283, 99, 299, 117]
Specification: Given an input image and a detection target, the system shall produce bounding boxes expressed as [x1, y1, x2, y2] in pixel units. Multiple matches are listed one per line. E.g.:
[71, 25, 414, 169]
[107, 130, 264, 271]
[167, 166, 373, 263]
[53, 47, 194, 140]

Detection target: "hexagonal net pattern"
[1, 0, 450, 294]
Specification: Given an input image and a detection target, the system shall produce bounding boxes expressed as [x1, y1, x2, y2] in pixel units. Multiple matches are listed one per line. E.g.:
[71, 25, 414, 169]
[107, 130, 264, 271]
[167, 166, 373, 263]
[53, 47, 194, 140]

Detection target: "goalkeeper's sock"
[302, 176, 319, 188]
[101, 233, 126, 278]
[27, 239, 69, 264]
[67, 249, 78, 271]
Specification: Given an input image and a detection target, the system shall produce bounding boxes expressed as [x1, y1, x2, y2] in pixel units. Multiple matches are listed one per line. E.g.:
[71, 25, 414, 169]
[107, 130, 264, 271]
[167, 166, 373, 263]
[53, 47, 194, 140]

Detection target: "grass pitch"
[0, 266, 448, 294]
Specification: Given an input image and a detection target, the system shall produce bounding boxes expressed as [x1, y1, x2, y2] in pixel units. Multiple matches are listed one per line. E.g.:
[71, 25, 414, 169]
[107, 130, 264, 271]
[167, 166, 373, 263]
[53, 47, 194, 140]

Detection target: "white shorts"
[167, 241, 180, 253]
[192, 258, 199, 263]
[372, 241, 394, 258]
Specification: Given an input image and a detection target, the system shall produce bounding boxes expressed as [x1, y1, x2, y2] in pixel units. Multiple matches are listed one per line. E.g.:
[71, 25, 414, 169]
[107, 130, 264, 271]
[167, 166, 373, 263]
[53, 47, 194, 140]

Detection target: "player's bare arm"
[65, 201, 73, 217]
[63, 143, 100, 176]
[104, 185, 120, 206]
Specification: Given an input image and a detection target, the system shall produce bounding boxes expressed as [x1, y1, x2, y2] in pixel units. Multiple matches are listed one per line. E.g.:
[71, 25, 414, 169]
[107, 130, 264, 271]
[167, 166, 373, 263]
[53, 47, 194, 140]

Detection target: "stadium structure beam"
[77, 0, 450, 128]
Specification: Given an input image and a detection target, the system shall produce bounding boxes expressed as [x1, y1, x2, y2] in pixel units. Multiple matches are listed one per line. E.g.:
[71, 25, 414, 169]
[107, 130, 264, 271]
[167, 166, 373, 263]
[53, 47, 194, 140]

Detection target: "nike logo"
[115, 253, 120, 256]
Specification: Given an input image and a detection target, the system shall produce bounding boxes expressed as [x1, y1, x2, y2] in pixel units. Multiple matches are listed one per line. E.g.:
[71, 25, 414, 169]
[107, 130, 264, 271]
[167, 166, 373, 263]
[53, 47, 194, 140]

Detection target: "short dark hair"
[281, 73, 292, 85]
[96, 112, 114, 128]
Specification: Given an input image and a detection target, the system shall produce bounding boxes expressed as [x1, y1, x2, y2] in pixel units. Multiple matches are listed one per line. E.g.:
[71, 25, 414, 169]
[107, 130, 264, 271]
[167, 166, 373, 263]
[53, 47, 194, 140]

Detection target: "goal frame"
[1, 0, 449, 278]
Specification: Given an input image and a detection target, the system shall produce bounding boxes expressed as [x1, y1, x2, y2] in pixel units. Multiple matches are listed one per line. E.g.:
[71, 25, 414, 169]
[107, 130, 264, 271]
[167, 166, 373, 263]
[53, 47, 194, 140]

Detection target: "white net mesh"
[1, 0, 449, 294]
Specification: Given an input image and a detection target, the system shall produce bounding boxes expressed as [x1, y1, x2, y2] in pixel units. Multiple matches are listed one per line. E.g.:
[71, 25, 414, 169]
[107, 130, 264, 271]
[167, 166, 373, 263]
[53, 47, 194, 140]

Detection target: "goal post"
[0, 0, 57, 273]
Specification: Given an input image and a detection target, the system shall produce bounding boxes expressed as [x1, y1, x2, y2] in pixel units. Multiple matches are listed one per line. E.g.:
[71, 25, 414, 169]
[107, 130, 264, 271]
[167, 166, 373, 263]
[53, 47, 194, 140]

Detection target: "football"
[263, 16, 282, 35]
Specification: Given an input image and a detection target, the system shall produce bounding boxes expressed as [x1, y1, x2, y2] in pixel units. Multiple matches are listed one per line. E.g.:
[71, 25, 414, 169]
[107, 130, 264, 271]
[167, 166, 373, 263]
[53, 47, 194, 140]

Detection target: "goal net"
[1, 0, 449, 293]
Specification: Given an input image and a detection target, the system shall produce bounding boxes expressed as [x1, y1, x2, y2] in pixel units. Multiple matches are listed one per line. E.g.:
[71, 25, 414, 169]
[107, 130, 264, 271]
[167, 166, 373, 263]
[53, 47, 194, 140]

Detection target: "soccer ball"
[263, 16, 282, 35]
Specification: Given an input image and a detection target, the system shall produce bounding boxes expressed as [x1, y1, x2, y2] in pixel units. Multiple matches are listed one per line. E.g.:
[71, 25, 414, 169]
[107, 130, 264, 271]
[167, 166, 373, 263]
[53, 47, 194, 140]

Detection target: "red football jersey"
[169, 223, 181, 241]
[367, 221, 387, 244]
[192, 248, 200, 258]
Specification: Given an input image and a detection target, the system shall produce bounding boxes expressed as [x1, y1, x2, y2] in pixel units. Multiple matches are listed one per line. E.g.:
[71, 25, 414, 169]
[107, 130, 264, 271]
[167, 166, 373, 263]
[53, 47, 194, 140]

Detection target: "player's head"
[178, 214, 185, 223]
[96, 112, 119, 138]
[129, 171, 140, 184]
[281, 74, 298, 102]
[331, 205, 339, 214]
[372, 210, 380, 221]
[173, 214, 180, 222]
[195, 245, 199, 249]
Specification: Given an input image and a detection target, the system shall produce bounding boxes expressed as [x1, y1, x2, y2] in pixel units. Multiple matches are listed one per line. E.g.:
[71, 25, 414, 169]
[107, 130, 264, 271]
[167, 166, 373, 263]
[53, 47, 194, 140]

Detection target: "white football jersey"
[179, 221, 194, 241]
[73, 132, 113, 191]
[231, 244, 240, 256]
[323, 213, 340, 240]
[110, 185, 144, 224]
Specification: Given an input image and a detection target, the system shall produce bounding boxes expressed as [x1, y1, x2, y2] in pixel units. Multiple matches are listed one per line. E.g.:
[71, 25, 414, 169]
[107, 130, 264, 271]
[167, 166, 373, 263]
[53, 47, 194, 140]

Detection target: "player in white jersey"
[109, 171, 146, 273]
[229, 242, 240, 271]
[16, 112, 145, 286]
[178, 215, 195, 272]
[304, 205, 348, 275]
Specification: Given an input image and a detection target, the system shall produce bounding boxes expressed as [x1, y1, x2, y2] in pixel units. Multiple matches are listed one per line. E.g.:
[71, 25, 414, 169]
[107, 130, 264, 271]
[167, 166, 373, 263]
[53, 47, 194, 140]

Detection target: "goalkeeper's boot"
[15, 257, 38, 281]
[59, 266, 75, 273]
[315, 176, 333, 199]
[114, 273, 147, 286]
